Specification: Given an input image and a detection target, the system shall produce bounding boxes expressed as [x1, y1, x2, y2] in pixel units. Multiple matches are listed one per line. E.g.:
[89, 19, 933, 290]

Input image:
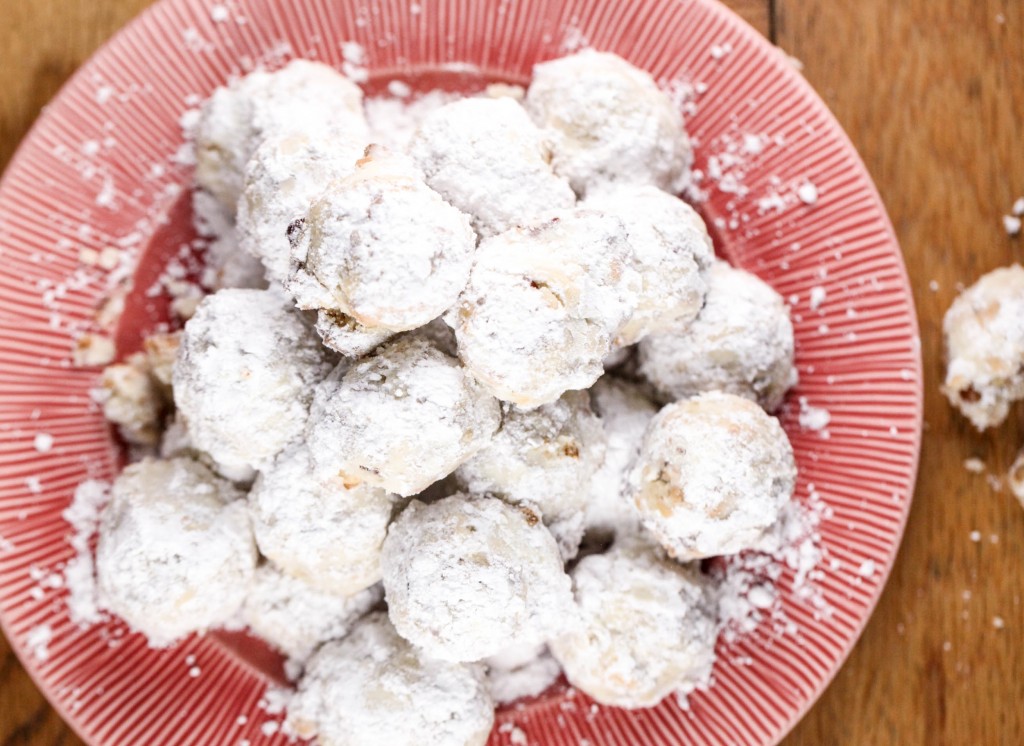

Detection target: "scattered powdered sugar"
[963, 457, 986, 474]
[716, 491, 831, 645]
[33, 433, 54, 453]
[62, 480, 111, 626]
[798, 396, 832, 433]
[809, 285, 827, 310]
[26, 624, 54, 661]
[797, 180, 819, 205]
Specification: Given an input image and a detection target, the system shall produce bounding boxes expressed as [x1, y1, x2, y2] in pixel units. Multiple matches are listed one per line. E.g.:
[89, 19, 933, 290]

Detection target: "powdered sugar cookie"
[525, 50, 691, 196]
[194, 60, 367, 212]
[639, 261, 797, 411]
[95, 458, 256, 647]
[942, 264, 1024, 430]
[627, 392, 796, 560]
[381, 494, 572, 662]
[248, 444, 396, 596]
[240, 564, 381, 662]
[409, 97, 575, 237]
[288, 145, 476, 331]
[550, 538, 715, 708]
[173, 288, 333, 473]
[456, 390, 606, 559]
[451, 209, 641, 407]
[287, 612, 493, 746]
[306, 336, 500, 496]
[583, 377, 658, 541]
[314, 309, 396, 358]
[584, 184, 713, 345]
[485, 642, 561, 705]
[237, 131, 366, 283]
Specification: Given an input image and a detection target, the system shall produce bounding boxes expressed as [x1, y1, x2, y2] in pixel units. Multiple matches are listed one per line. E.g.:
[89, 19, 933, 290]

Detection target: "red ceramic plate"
[0, 0, 922, 744]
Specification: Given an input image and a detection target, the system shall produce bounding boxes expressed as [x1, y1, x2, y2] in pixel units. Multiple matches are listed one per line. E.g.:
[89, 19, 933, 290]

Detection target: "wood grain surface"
[1, 0, 1022, 744]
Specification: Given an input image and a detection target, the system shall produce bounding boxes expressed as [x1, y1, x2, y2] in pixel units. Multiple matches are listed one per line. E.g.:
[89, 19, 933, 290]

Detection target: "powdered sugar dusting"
[62, 480, 111, 626]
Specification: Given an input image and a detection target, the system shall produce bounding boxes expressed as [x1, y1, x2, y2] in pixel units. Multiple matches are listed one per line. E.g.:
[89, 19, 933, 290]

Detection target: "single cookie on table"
[287, 611, 494, 746]
[240, 564, 381, 663]
[194, 60, 367, 212]
[248, 444, 396, 596]
[639, 261, 797, 412]
[237, 131, 366, 283]
[583, 376, 659, 542]
[95, 458, 256, 647]
[287, 145, 477, 332]
[549, 537, 716, 708]
[380, 493, 572, 662]
[942, 264, 1024, 430]
[456, 390, 606, 559]
[173, 288, 334, 473]
[306, 336, 500, 497]
[450, 208, 641, 407]
[525, 50, 692, 196]
[583, 184, 713, 345]
[409, 97, 575, 237]
[626, 391, 796, 560]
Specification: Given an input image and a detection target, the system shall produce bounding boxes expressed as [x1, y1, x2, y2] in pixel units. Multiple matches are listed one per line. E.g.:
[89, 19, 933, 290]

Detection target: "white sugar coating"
[583, 377, 658, 541]
[549, 538, 716, 708]
[525, 50, 692, 196]
[942, 264, 1024, 430]
[364, 90, 461, 152]
[306, 335, 500, 496]
[409, 97, 575, 237]
[583, 184, 713, 344]
[95, 458, 256, 646]
[202, 229, 268, 291]
[485, 641, 561, 704]
[194, 60, 367, 211]
[63, 480, 111, 627]
[287, 612, 493, 746]
[314, 309, 396, 358]
[381, 494, 572, 662]
[248, 444, 395, 596]
[173, 288, 333, 472]
[159, 413, 257, 486]
[450, 209, 641, 407]
[95, 353, 166, 446]
[237, 131, 366, 283]
[638, 261, 798, 412]
[240, 564, 381, 661]
[288, 145, 476, 331]
[627, 392, 796, 560]
[456, 390, 607, 559]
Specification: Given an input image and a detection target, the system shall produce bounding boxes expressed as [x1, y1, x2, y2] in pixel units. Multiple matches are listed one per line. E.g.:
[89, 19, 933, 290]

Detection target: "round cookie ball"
[639, 261, 797, 412]
[248, 444, 396, 596]
[288, 145, 477, 332]
[287, 612, 494, 746]
[942, 264, 1024, 430]
[95, 457, 256, 646]
[409, 97, 575, 237]
[583, 184, 713, 345]
[306, 336, 501, 497]
[194, 60, 367, 212]
[525, 50, 691, 196]
[549, 538, 716, 708]
[456, 390, 606, 559]
[450, 208, 641, 407]
[626, 391, 796, 560]
[240, 564, 381, 662]
[583, 377, 658, 542]
[381, 493, 572, 662]
[313, 310, 396, 359]
[173, 288, 333, 472]
[237, 131, 366, 283]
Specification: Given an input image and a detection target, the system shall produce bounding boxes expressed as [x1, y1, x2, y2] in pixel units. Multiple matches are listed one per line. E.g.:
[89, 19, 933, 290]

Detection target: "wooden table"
[2, 0, 1022, 744]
